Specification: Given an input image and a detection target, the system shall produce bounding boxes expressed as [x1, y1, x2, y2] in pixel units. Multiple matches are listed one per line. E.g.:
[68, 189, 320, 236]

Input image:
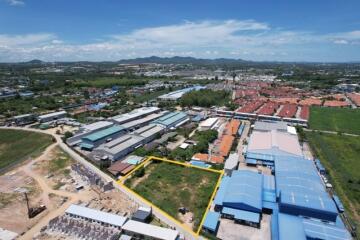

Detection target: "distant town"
[0, 58, 359, 240]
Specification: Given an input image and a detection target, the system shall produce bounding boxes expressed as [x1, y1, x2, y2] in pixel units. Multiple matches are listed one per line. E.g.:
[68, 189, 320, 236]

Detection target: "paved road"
[1, 127, 197, 240]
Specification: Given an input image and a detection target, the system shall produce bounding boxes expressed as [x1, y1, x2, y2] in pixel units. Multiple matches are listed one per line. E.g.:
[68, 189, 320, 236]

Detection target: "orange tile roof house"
[192, 153, 224, 164]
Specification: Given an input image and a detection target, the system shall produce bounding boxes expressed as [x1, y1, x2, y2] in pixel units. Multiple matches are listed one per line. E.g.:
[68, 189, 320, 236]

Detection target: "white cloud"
[6, 0, 25, 6]
[0, 20, 359, 62]
[0, 33, 56, 46]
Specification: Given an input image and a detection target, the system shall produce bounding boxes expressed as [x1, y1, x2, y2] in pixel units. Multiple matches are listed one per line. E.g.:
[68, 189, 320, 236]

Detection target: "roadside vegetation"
[309, 106, 360, 135]
[126, 161, 220, 230]
[0, 129, 53, 173]
[305, 131, 360, 234]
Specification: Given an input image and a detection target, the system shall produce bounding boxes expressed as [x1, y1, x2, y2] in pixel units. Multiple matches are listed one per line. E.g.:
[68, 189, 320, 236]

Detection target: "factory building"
[95, 124, 165, 161]
[11, 113, 36, 126]
[275, 155, 338, 222]
[111, 107, 160, 125]
[95, 134, 144, 161]
[119, 112, 166, 131]
[152, 111, 189, 129]
[79, 121, 114, 132]
[245, 125, 302, 166]
[67, 121, 115, 146]
[199, 117, 219, 131]
[37, 110, 67, 123]
[157, 85, 206, 101]
[80, 125, 125, 150]
[214, 170, 263, 228]
[65, 204, 128, 229]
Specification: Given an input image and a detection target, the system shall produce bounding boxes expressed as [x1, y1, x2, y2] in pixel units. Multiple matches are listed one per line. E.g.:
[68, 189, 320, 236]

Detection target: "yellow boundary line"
[116, 156, 223, 238]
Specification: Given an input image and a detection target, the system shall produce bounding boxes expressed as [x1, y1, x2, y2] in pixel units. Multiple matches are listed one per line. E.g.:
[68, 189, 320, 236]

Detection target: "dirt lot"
[0, 170, 44, 234]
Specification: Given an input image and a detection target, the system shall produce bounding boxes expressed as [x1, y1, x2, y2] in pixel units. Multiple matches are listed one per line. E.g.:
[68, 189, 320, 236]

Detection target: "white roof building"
[122, 220, 179, 240]
[199, 117, 218, 130]
[112, 107, 160, 124]
[65, 204, 128, 228]
[80, 121, 114, 132]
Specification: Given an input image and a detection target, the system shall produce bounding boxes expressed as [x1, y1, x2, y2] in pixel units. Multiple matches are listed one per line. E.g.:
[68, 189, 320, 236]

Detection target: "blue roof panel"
[222, 207, 260, 223]
[203, 211, 220, 232]
[222, 170, 263, 212]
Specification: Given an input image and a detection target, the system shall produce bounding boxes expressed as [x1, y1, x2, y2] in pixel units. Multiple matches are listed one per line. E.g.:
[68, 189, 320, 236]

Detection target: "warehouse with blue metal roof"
[214, 170, 263, 227]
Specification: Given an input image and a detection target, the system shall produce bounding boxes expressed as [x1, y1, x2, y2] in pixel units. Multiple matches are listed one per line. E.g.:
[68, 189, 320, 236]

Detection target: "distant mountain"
[117, 56, 250, 65]
[25, 59, 45, 64]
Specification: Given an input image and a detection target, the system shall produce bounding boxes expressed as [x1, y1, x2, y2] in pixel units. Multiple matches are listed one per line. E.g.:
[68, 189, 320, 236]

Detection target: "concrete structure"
[111, 107, 160, 125]
[38, 110, 67, 123]
[224, 153, 239, 176]
[121, 220, 179, 240]
[157, 85, 206, 101]
[65, 204, 128, 229]
[199, 117, 218, 131]
[152, 111, 189, 129]
[81, 125, 125, 150]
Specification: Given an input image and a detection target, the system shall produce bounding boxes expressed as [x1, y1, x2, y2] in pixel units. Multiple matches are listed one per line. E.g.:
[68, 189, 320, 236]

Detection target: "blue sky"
[1, 0, 360, 62]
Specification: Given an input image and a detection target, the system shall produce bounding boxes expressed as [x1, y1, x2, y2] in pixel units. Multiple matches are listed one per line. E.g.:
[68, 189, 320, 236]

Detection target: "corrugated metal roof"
[65, 204, 127, 227]
[222, 207, 260, 223]
[217, 170, 263, 212]
[82, 125, 124, 142]
[275, 156, 338, 218]
[80, 121, 114, 132]
[277, 213, 351, 240]
[203, 211, 220, 232]
[122, 220, 179, 240]
[152, 111, 188, 127]
[112, 107, 160, 124]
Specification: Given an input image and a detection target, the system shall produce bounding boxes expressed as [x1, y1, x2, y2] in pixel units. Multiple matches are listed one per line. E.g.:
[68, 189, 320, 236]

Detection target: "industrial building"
[207, 121, 351, 239]
[245, 124, 302, 166]
[152, 111, 189, 129]
[214, 170, 263, 227]
[157, 85, 206, 101]
[94, 124, 164, 161]
[79, 121, 114, 132]
[119, 112, 166, 131]
[11, 113, 36, 126]
[199, 117, 218, 131]
[38, 110, 67, 123]
[81, 125, 125, 150]
[111, 107, 160, 125]
[121, 220, 179, 240]
[67, 121, 115, 146]
[65, 204, 128, 229]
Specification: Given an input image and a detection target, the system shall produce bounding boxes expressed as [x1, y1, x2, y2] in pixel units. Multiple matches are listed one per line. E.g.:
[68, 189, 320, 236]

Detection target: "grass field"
[305, 131, 360, 233]
[309, 106, 360, 134]
[125, 161, 220, 230]
[0, 129, 53, 173]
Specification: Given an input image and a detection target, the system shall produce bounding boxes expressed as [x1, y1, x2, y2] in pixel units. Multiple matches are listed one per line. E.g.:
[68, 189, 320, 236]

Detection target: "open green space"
[305, 131, 360, 233]
[125, 161, 220, 230]
[309, 106, 360, 134]
[0, 129, 53, 173]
